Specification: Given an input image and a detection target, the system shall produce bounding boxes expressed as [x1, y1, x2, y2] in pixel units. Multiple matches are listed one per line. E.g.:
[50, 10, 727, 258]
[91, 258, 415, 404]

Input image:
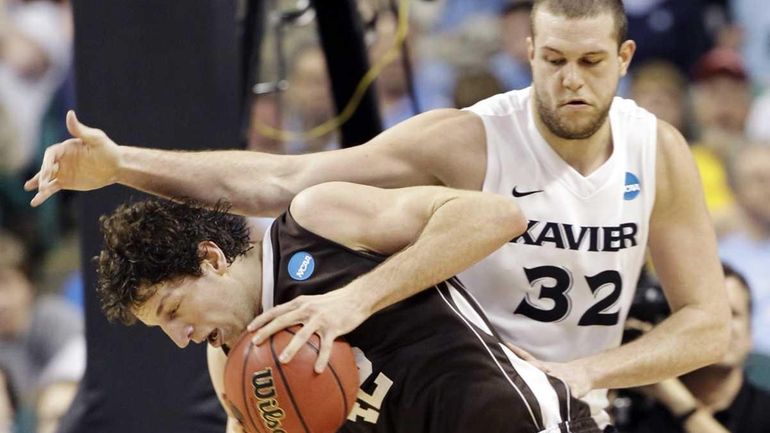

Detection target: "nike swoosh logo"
[512, 186, 544, 198]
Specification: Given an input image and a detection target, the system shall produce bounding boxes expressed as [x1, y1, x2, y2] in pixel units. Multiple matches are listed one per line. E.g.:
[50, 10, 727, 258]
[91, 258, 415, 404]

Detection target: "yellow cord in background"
[256, 0, 410, 142]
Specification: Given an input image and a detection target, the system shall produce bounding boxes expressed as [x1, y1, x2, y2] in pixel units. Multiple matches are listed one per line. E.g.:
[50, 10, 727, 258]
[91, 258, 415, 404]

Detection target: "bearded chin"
[535, 92, 611, 140]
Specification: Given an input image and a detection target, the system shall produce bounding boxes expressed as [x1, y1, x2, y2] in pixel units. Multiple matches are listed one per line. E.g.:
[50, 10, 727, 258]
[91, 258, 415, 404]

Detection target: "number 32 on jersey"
[514, 265, 623, 326]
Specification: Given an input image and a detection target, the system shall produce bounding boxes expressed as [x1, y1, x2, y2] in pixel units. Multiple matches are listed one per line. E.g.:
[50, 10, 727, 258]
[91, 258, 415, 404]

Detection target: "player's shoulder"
[289, 182, 374, 246]
[654, 119, 690, 161]
[611, 94, 657, 124]
[290, 182, 357, 222]
[652, 119, 698, 194]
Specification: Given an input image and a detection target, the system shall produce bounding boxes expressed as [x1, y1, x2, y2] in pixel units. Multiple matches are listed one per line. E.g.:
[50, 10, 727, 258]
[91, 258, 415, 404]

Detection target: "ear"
[527, 36, 535, 63]
[198, 241, 228, 275]
[618, 39, 636, 77]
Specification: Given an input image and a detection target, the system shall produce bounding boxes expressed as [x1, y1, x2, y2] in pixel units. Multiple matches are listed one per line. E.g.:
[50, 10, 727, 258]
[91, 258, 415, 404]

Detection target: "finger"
[37, 146, 58, 189]
[505, 341, 537, 362]
[24, 173, 40, 191]
[278, 324, 317, 364]
[251, 310, 303, 345]
[66, 110, 101, 139]
[30, 179, 61, 207]
[66, 110, 97, 138]
[313, 334, 334, 374]
[66, 110, 79, 137]
[247, 302, 295, 332]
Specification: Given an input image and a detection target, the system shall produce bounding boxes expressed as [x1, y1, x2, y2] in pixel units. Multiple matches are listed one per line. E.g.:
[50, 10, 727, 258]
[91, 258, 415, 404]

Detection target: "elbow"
[509, 201, 528, 239]
[496, 199, 528, 241]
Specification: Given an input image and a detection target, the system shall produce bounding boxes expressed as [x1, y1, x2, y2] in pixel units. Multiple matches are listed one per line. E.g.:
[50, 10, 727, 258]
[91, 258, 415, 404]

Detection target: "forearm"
[576, 305, 726, 390]
[117, 146, 296, 216]
[344, 195, 525, 316]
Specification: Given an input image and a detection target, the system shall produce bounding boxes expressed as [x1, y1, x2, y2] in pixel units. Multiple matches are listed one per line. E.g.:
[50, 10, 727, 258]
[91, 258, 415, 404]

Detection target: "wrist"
[114, 145, 138, 185]
[340, 282, 377, 318]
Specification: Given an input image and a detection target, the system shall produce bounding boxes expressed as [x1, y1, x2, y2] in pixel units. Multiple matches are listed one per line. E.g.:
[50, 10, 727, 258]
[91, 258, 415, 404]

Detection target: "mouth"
[561, 99, 590, 107]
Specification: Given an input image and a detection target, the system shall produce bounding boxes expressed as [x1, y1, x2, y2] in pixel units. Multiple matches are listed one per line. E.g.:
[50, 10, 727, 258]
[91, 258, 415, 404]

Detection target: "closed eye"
[580, 57, 603, 66]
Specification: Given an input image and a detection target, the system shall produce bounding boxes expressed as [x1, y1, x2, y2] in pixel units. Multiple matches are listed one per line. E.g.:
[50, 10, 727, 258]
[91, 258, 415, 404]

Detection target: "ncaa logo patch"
[624, 172, 641, 201]
[288, 251, 315, 281]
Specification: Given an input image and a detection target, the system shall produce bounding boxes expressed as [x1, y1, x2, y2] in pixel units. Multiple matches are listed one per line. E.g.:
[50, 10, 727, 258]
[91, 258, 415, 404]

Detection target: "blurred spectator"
[619, 264, 770, 433]
[689, 48, 752, 236]
[489, 0, 532, 91]
[625, 0, 712, 75]
[283, 43, 338, 154]
[0, 0, 72, 175]
[35, 336, 84, 433]
[691, 48, 751, 137]
[0, 261, 83, 403]
[452, 68, 503, 108]
[721, 145, 770, 356]
[0, 0, 72, 266]
[629, 60, 689, 136]
[731, 0, 770, 87]
[432, 0, 507, 32]
[372, 10, 449, 127]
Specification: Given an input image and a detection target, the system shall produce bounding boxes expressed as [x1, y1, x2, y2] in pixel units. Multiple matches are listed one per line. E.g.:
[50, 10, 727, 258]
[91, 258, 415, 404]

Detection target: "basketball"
[223, 327, 360, 433]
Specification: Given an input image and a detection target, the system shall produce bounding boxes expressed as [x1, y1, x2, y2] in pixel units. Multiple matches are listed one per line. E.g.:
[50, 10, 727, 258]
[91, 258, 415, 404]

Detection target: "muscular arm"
[249, 181, 527, 371]
[557, 121, 730, 393]
[27, 109, 486, 215]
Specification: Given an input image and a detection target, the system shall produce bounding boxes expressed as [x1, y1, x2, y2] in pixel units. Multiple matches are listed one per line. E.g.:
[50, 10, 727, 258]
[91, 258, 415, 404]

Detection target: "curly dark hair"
[96, 198, 252, 325]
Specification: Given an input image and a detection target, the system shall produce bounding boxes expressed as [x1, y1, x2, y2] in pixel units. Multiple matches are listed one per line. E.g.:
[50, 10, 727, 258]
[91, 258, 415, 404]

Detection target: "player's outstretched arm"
[248, 182, 527, 372]
[555, 121, 730, 394]
[25, 109, 485, 216]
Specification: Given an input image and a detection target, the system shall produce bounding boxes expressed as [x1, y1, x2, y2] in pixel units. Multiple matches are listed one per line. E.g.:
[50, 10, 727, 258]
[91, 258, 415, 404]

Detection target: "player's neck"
[533, 106, 614, 177]
[233, 242, 264, 315]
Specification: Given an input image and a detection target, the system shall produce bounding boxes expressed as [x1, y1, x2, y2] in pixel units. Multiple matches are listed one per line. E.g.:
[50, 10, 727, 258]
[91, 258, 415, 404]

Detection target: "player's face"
[528, 9, 634, 139]
[717, 276, 752, 368]
[133, 267, 255, 349]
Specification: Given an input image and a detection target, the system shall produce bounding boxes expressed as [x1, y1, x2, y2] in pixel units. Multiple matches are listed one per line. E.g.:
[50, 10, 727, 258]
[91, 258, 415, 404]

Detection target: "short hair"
[96, 199, 252, 325]
[502, 0, 534, 16]
[531, 0, 628, 45]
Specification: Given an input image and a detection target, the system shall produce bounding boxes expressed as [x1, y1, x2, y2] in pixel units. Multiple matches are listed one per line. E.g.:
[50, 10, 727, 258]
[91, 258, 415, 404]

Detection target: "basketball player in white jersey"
[25, 0, 728, 428]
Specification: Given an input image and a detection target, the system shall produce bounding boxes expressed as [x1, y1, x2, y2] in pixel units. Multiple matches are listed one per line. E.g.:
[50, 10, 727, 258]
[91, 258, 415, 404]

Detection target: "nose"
[163, 322, 194, 348]
[561, 63, 584, 92]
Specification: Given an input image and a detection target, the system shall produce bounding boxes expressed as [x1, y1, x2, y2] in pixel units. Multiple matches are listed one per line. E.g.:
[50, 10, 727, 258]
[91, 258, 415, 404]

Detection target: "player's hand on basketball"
[246, 289, 370, 373]
[24, 110, 121, 207]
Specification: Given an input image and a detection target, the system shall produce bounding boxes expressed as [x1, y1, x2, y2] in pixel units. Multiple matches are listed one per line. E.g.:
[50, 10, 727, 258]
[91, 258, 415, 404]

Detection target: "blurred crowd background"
[1, 0, 769, 432]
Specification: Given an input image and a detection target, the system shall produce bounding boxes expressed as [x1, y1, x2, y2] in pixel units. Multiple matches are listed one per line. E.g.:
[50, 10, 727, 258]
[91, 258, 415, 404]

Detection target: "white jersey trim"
[436, 283, 544, 429]
[260, 226, 275, 312]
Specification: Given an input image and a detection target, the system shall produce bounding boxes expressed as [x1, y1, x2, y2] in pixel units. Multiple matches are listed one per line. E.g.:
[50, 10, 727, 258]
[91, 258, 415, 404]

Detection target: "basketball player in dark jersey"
[96, 182, 604, 433]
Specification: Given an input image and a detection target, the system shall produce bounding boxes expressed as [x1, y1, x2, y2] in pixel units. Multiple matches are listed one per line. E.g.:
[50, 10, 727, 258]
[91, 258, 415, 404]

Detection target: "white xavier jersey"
[462, 87, 657, 423]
